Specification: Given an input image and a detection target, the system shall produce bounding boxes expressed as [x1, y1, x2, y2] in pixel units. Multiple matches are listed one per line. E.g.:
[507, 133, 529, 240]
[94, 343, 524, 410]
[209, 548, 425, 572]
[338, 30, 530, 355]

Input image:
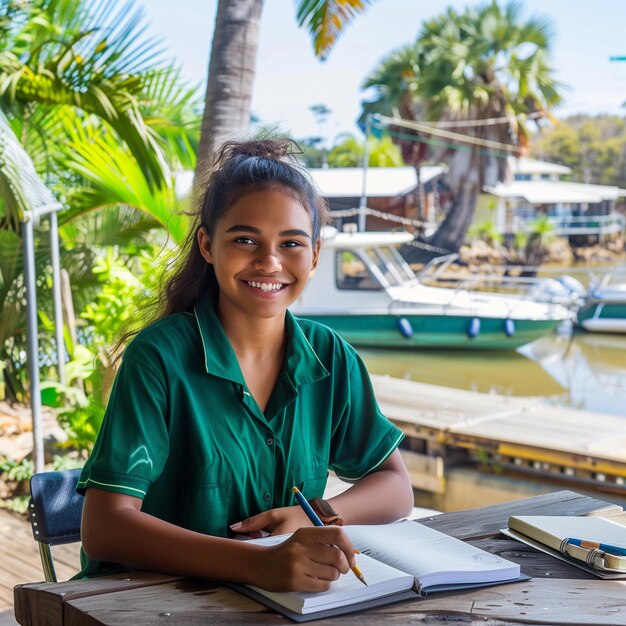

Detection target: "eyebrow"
[225, 225, 311, 239]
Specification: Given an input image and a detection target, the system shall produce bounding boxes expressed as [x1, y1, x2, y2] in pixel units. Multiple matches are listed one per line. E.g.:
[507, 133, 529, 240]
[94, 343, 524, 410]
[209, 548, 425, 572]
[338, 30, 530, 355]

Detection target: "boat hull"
[578, 302, 626, 334]
[298, 313, 562, 349]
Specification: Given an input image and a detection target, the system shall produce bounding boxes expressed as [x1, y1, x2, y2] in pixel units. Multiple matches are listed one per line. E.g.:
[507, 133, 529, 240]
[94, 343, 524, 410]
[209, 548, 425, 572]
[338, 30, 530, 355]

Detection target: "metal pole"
[50, 211, 66, 385]
[358, 115, 372, 232]
[23, 215, 45, 473]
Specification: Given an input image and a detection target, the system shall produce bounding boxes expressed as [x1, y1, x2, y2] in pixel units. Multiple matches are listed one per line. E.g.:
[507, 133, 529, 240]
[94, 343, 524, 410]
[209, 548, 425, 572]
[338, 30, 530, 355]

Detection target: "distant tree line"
[530, 114, 626, 189]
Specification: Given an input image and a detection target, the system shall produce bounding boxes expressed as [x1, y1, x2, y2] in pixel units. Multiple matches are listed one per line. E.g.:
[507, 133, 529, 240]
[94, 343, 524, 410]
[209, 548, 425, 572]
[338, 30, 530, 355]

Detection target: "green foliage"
[531, 115, 626, 188]
[0, 455, 34, 482]
[467, 220, 503, 246]
[505, 214, 556, 268]
[327, 133, 405, 167]
[47, 248, 151, 452]
[0, 0, 197, 408]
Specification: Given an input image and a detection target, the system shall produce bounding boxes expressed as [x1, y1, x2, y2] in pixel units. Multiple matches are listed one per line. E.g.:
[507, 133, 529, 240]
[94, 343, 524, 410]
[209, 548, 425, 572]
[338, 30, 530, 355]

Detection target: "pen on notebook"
[565, 538, 626, 556]
[292, 486, 368, 586]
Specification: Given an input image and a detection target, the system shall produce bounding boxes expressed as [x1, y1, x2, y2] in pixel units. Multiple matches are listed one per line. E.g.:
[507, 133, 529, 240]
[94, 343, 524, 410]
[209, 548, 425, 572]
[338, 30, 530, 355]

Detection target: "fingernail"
[230, 522, 242, 530]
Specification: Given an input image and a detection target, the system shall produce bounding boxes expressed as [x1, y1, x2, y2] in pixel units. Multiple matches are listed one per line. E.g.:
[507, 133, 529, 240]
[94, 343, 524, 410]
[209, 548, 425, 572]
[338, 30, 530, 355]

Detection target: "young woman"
[77, 139, 413, 592]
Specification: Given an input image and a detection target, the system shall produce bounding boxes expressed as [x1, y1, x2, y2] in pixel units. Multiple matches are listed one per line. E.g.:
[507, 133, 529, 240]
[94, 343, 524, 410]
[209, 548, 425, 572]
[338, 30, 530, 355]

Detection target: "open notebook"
[234, 519, 522, 622]
[505, 515, 626, 579]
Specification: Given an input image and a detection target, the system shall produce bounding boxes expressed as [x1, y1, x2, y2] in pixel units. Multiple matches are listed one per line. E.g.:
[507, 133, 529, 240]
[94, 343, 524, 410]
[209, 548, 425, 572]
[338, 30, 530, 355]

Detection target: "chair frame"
[29, 468, 83, 582]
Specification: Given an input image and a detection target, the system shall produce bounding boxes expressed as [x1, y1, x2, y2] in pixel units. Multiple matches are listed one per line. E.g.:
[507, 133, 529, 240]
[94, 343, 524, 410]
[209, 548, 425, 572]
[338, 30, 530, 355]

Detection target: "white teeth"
[247, 281, 284, 292]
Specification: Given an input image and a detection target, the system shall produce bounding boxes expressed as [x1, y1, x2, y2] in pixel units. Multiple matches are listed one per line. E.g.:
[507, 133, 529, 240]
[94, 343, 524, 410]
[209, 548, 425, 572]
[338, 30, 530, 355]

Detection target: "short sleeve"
[77, 339, 170, 499]
[329, 348, 404, 480]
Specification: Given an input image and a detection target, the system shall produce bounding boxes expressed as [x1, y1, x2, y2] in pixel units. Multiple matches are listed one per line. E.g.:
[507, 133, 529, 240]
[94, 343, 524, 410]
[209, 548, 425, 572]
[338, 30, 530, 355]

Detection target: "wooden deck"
[0, 508, 81, 626]
[371, 374, 626, 495]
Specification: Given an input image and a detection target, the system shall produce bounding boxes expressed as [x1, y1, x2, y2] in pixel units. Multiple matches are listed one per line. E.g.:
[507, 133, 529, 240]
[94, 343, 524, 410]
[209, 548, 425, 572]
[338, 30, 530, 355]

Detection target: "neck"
[217, 304, 287, 360]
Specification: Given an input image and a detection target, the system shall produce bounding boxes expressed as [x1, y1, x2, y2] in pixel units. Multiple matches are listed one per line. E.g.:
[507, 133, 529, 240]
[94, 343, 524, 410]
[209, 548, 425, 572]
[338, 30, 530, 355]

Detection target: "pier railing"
[513, 213, 625, 237]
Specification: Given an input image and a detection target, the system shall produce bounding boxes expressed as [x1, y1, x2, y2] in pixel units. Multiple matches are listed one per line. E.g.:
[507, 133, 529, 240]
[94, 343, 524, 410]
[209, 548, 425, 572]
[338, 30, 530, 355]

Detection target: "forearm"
[82, 497, 264, 584]
[328, 450, 413, 525]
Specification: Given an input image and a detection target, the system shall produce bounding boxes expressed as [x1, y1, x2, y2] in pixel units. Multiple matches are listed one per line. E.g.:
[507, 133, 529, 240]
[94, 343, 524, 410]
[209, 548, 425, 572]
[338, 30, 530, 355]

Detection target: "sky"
[142, 0, 626, 145]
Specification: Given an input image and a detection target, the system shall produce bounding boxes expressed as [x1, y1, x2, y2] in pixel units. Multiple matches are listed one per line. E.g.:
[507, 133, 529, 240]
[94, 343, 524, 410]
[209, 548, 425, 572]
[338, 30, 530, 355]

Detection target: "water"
[359, 330, 626, 419]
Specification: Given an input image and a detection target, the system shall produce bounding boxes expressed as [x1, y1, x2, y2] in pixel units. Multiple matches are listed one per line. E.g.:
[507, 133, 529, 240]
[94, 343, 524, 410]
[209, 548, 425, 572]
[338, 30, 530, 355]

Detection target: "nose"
[255, 249, 282, 273]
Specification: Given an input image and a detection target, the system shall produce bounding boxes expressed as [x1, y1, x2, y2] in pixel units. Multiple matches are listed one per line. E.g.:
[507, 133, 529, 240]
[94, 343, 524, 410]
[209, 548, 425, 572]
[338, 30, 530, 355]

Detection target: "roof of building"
[307, 165, 446, 198]
[485, 180, 626, 204]
[508, 156, 571, 176]
[174, 165, 446, 200]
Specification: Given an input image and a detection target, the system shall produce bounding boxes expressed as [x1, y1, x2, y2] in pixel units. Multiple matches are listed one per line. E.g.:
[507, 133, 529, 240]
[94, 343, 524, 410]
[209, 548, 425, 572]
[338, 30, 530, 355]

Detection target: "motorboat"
[291, 228, 573, 350]
[577, 270, 626, 334]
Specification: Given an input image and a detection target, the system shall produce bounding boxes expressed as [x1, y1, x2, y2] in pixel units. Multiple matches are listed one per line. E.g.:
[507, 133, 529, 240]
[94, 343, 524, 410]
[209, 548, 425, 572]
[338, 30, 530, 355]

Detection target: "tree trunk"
[195, 0, 264, 181]
[428, 178, 479, 253]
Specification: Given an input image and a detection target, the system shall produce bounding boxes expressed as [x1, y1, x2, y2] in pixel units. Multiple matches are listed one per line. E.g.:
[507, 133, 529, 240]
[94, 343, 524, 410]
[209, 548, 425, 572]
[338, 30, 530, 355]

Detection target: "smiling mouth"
[246, 280, 286, 293]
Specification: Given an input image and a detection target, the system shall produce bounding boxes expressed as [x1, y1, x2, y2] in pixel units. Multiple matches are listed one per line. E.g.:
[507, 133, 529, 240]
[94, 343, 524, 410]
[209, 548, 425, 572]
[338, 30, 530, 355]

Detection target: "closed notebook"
[506, 515, 626, 577]
[234, 519, 522, 622]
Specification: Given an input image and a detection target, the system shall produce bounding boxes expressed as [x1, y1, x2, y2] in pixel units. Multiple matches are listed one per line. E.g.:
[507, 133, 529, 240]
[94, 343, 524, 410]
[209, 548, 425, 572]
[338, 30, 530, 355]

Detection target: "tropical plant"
[0, 0, 199, 401]
[196, 0, 377, 176]
[361, 0, 562, 261]
[504, 214, 556, 272]
[327, 133, 405, 167]
[467, 220, 503, 247]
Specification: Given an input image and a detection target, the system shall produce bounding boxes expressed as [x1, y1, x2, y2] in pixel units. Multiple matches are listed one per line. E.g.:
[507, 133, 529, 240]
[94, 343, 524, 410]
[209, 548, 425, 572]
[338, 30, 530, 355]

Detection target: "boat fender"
[504, 318, 515, 338]
[466, 317, 481, 339]
[398, 317, 414, 339]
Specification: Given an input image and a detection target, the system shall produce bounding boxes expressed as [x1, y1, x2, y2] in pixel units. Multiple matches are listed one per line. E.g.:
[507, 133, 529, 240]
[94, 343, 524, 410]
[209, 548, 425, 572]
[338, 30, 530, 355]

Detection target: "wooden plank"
[14, 573, 181, 626]
[399, 449, 445, 494]
[56, 578, 626, 625]
[420, 490, 624, 540]
[371, 375, 626, 467]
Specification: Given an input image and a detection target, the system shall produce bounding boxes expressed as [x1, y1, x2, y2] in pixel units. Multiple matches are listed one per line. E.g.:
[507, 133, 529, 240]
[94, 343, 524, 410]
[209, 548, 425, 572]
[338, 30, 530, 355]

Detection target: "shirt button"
[266, 437, 274, 446]
[263, 492, 271, 502]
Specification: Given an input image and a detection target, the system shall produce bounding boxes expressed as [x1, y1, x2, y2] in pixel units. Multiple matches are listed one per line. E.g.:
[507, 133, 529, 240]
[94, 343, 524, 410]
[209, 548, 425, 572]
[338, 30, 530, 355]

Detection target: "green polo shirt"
[75, 293, 403, 577]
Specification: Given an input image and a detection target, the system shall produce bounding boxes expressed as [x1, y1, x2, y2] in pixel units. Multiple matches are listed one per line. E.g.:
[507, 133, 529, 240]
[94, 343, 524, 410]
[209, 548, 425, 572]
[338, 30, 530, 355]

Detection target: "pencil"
[292, 486, 368, 586]
[566, 537, 626, 556]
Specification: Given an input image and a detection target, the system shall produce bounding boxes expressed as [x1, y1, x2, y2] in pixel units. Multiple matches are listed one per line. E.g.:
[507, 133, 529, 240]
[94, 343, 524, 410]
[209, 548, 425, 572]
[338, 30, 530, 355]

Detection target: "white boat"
[292, 228, 573, 350]
[577, 271, 626, 333]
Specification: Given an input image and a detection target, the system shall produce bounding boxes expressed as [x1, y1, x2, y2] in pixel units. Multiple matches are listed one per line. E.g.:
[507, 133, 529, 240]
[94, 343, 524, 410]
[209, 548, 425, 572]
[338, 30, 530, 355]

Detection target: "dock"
[371, 374, 626, 498]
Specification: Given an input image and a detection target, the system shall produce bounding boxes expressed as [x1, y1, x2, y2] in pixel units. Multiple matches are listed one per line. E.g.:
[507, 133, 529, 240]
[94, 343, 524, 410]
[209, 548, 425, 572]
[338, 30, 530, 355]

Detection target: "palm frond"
[0, 0, 170, 189]
[57, 122, 187, 244]
[296, 0, 377, 59]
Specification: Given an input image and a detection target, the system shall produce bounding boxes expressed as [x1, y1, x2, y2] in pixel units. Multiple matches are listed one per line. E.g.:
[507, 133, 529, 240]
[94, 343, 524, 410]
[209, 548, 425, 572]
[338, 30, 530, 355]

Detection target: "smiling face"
[198, 187, 320, 324]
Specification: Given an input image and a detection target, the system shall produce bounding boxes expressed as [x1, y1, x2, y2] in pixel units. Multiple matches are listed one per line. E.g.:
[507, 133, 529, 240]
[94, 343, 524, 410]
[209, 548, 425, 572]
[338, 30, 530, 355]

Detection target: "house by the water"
[480, 157, 626, 243]
[307, 165, 448, 233]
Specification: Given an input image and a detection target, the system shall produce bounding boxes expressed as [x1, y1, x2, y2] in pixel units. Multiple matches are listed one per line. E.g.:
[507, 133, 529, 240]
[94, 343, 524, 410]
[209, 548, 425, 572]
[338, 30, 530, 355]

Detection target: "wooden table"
[14, 490, 626, 625]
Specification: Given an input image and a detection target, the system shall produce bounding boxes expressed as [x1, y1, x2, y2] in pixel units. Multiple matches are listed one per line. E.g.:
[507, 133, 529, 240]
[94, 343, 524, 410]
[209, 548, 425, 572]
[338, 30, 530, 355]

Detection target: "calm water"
[359, 331, 626, 418]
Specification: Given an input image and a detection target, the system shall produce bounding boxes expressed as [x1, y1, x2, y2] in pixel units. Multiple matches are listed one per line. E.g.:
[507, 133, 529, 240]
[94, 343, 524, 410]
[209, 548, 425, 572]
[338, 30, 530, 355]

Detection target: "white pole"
[23, 215, 45, 473]
[358, 115, 372, 232]
[49, 211, 66, 385]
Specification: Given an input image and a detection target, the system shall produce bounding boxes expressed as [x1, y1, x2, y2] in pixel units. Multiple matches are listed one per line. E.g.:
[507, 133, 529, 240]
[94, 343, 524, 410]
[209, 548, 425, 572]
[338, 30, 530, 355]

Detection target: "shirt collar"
[193, 293, 329, 387]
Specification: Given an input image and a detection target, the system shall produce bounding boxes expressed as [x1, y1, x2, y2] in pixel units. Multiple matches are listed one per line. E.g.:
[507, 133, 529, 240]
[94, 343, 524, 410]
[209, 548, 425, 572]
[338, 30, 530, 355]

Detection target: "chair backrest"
[29, 468, 84, 582]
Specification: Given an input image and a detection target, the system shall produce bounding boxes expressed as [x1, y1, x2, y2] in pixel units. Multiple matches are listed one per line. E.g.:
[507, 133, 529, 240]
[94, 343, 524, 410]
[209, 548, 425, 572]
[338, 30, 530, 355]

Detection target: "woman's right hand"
[252, 526, 356, 592]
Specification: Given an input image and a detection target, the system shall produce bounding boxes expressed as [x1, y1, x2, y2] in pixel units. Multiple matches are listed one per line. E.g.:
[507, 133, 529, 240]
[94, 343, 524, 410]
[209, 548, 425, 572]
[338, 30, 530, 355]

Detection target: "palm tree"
[195, 0, 377, 177]
[361, 1, 562, 261]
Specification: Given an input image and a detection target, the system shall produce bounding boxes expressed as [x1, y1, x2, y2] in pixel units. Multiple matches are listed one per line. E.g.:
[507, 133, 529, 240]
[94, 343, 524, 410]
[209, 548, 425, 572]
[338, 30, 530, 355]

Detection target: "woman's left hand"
[230, 505, 313, 537]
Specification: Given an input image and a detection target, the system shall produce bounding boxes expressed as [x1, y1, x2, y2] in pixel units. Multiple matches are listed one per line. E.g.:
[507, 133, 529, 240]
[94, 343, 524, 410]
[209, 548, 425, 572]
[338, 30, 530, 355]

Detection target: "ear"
[311, 238, 321, 270]
[197, 227, 213, 264]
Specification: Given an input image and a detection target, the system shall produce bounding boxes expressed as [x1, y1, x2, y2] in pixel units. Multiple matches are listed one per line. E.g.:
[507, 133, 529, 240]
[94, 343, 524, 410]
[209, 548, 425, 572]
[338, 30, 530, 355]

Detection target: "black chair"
[28, 468, 83, 582]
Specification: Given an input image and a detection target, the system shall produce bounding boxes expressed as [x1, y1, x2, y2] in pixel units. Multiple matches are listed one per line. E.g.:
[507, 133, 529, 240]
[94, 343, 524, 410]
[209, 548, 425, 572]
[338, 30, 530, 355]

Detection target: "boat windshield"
[335, 250, 384, 290]
[365, 248, 402, 286]
[335, 245, 413, 290]
[378, 246, 416, 282]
